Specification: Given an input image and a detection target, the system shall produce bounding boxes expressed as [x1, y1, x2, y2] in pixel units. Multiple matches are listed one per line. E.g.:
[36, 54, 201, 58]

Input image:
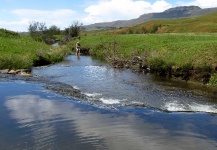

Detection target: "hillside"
[84, 6, 217, 31]
[113, 11, 217, 34]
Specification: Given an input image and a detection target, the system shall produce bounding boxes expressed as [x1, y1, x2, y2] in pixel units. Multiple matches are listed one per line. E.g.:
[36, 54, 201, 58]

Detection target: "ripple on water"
[1, 82, 217, 150]
[32, 55, 217, 114]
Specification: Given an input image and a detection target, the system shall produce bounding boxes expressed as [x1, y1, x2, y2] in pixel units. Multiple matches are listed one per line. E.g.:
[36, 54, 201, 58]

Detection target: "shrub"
[209, 73, 217, 86]
[148, 57, 173, 76]
[64, 21, 83, 38]
[181, 63, 193, 72]
[200, 63, 212, 83]
[150, 24, 161, 33]
[0, 28, 20, 38]
[28, 21, 47, 42]
[0, 54, 32, 69]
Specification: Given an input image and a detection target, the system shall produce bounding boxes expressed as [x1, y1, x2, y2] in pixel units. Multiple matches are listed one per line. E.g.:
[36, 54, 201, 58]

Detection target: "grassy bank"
[0, 29, 71, 69]
[71, 33, 217, 86]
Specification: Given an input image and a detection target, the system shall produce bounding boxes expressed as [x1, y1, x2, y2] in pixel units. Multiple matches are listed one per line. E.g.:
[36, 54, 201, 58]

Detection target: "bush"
[33, 46, 70, 67]
[0, 28, 20, 38]
[0, 54, 32, 69]
[28, 21, 47, 42]
[64, 21, 83, 38]
[148, 57, 173, 76]
[181, 63, 193, 72]
[200, 63, 212, 83]
[209, 73, 217, 86]
[150, 25, 160, 33]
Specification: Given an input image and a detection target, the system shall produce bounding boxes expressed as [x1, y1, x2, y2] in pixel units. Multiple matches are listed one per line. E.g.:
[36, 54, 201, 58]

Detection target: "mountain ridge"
[84, 6, 217, 31]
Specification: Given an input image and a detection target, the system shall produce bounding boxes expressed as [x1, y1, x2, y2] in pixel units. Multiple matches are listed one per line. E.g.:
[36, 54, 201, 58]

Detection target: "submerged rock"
[0, 69, 9, 74]
[0, 69, 32, 77]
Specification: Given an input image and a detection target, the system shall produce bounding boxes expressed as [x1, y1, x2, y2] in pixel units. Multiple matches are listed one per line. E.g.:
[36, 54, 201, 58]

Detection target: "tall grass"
[77, 33, 217, 66]
[0, 29, 71, 69]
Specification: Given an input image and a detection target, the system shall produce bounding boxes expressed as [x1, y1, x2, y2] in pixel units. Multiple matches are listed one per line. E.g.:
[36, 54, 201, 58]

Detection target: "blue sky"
[0, 0, 216, 32]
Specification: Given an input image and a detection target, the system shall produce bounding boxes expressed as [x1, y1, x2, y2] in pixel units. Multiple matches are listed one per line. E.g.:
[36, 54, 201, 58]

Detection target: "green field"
[75, 34, 216, 66]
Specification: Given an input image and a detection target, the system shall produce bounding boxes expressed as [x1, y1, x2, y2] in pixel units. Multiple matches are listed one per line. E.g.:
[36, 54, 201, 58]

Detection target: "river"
[0, 55, 217, 150]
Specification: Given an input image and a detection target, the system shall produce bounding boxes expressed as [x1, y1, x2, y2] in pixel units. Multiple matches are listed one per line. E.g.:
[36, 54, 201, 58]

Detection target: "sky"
[1, 0, 217, 32]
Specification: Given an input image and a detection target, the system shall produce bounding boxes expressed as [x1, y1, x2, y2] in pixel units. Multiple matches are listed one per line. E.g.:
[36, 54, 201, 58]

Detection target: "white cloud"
[1, 0, 173, 31]
[0, 19, 29, 32]
[12, 9, 77, 27]
[178, 0, 217, 8]
[82, 0, 172, 24]
[0, 19, 29, 25]
[0, 9, 79, 31]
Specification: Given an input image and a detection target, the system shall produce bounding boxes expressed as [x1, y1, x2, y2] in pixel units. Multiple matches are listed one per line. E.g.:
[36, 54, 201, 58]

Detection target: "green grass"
[71, 33, 217, 84]
[0, 29, 71, 69]
[209, 73, 217, 86]
[75, 33, 217, 67]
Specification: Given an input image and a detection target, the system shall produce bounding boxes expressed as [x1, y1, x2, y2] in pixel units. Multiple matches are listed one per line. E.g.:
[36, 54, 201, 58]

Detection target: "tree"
[28, 21, 47, 42]
[48, 25, 61, 35]
[64, 21, 83, 37]
[28, 22, 62, 44]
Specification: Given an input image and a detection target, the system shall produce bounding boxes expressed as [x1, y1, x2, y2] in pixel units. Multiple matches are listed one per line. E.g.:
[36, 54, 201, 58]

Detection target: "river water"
[33, 55, 217, 113]
[1, 55, 217, 150]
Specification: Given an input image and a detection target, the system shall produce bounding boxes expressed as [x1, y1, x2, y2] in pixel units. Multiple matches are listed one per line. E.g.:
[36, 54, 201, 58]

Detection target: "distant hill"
[84, 6, 217, 31]
[112, 11, 217, 34]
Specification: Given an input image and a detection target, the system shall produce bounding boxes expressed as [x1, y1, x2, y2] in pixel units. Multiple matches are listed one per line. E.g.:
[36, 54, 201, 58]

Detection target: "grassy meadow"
[0, 29, 71, 69]
[75, 33, 217, 66]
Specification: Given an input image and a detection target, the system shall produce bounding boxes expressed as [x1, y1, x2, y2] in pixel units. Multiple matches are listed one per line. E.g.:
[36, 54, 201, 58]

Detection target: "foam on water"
[188, 103, 217, 113]
[99, 98, 121, 104]
[73, 86, 80, 90]
[164, 101, 217, 113]
[83, 92, 102, 97]
[32, 55, 217, 114]
[164, 102, 186, 111]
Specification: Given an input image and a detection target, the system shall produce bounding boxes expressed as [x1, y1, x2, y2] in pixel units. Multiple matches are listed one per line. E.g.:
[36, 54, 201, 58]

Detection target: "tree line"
[28, 21, 83, 44]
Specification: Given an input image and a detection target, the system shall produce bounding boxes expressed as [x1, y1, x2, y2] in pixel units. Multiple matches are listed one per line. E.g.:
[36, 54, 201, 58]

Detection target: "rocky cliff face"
[152, 6, 201, 18]
[84, 6, 217, 31]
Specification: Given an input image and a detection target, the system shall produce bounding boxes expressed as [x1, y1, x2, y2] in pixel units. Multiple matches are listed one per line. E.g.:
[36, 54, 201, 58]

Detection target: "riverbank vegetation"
[28, 21, 83, 44]
[1, 11, 217, 86]
[71, 12, 217, 86]
[0, 21, 83, 70]
[0, 29, 71, 69]
[71, 33, 217, 86]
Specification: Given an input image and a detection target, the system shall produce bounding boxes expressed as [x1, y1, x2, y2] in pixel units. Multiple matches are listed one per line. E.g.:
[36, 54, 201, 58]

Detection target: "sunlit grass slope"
[0, 29, 70, 69]
[113, 12, 217, 34]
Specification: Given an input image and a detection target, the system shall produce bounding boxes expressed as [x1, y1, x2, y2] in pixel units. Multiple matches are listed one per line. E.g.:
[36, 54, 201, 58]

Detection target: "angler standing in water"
[76, 41, 81, 55]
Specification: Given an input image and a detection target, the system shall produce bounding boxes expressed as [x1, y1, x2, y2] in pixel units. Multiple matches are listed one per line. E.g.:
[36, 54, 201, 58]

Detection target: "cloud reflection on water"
[5, 94, 217, 150]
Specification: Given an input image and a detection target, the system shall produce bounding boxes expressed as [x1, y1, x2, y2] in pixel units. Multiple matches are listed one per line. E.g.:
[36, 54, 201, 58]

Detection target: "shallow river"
[0, 55, 217, 150]
[33, 55, 217, 113]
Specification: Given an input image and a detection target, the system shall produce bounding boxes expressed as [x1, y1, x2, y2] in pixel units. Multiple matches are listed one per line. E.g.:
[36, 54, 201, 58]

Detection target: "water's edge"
[1, 55, 217, 114]
[1, 55, 217, 150]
